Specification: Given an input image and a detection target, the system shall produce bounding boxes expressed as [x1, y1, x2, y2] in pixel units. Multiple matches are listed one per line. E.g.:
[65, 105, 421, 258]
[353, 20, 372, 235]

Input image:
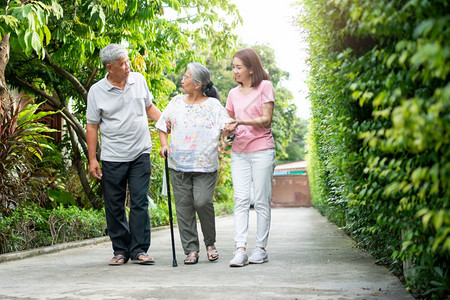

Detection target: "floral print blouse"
[156, 95, 232, 172]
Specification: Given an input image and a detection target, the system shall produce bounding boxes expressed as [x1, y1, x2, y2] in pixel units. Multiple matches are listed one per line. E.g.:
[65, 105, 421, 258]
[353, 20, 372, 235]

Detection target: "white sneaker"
[248, 247, 268, 264]
[229, 249, 249, 267]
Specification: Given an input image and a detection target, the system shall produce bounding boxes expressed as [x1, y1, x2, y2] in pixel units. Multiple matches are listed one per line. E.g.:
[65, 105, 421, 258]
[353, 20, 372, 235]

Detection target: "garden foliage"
[0, 97, 57, 214]
[0, 203, 106, 254]
[298, 0, 449, 297]
[1, 0, 241, 207]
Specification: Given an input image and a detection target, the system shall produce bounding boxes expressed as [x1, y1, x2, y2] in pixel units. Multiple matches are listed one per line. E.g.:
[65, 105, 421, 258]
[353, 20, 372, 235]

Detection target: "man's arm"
[146, 104, 161, 122]
[86, 123, 102, 179]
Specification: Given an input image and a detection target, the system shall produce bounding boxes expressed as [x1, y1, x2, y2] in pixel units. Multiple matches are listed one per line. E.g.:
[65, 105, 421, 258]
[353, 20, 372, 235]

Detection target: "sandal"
[206, 245, 219, 261]
[108, 254, 127, 266]
[131, 252, 155, 265]
[184, 251, 199, 265]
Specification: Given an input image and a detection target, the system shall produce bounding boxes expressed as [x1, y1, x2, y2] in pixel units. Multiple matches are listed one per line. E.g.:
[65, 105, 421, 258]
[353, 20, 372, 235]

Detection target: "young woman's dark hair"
[233, 48, 270, 87]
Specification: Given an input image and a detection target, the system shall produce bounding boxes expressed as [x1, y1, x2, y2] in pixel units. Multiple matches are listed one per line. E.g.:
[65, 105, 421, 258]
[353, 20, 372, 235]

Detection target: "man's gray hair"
[99, 43, 128, 67]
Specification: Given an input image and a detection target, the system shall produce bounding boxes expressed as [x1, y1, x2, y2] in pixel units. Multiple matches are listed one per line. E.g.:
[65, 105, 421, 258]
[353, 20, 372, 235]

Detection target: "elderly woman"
[156, 63, 232, 264]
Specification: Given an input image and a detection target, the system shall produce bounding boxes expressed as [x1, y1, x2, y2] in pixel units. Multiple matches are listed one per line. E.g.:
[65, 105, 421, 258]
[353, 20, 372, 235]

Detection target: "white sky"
[231, 0, 311, 120]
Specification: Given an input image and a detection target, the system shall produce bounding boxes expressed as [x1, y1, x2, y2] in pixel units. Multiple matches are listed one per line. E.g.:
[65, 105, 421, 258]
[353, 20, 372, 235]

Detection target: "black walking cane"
[164, 150, 178, 267]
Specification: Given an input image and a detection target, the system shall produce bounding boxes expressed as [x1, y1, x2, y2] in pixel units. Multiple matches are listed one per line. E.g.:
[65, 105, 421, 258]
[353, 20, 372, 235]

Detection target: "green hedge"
[298, 0, 449, 298]
[0, 198, 235, 255]
[0, 204, 106, 254]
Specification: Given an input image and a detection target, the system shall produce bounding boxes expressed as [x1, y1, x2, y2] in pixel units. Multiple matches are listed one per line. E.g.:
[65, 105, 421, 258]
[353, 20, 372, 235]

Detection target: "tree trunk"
[68, 124, 102, 209]
[0, 34, 10, 106]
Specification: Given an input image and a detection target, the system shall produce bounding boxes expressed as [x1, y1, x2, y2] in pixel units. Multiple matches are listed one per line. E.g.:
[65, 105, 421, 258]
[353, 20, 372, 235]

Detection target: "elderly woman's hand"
[223, 121, 238, 136]
[159, 145, 170, 158]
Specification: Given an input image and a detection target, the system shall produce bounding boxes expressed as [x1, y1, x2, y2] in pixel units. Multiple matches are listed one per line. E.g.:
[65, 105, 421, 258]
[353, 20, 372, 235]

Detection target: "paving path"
[0, 207, 413, 299]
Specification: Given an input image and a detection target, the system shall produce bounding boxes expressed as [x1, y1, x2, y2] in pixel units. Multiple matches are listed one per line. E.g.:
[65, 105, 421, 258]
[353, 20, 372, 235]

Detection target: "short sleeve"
[144, 83, 153, 108]
[155, 101, 172, 132]
[86, 88, 100, 124]
[216, 100, 233, 129]
[155, 96, 176, 133]
[155, 114, 167, 132]
[226, 91, 234, 113]
[261, 81, 275, 104]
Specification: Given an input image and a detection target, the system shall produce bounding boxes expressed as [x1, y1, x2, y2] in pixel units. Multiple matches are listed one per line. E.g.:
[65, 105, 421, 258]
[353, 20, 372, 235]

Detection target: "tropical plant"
[0, 96, 58, 215]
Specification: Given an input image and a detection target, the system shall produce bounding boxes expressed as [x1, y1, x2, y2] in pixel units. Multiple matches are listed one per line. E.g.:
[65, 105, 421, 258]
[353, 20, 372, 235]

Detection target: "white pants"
[231, 148, 276, 249]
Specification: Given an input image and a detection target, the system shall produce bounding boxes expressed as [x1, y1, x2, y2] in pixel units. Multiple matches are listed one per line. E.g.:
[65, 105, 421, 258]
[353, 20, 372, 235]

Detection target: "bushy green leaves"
[0, 97, 58, 213]
[0, 203, 106, 254]
[298, 0, 449, 297]
[2, 0, 63, 57]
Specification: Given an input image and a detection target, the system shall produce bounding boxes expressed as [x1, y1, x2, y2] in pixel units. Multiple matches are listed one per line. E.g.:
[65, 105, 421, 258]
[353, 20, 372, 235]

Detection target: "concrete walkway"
[0, 207, 413, 299]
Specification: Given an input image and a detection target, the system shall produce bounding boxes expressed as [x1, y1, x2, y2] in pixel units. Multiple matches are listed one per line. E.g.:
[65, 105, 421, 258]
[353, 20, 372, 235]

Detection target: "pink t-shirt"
[226, 80, 275, 153]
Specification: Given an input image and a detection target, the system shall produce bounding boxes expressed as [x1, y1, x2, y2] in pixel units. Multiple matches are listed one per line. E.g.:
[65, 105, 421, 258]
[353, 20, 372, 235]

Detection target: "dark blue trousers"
[102, 153, 151, 260]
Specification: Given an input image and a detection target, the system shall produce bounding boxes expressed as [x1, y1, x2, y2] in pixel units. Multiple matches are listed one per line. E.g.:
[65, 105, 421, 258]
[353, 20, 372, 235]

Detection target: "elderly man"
[86, 43, 161, 265]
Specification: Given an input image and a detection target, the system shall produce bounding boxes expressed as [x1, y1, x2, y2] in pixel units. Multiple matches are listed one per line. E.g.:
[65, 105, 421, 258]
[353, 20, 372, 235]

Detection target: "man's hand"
[166, 119, 172, 134]
[89, 159, 102, 180]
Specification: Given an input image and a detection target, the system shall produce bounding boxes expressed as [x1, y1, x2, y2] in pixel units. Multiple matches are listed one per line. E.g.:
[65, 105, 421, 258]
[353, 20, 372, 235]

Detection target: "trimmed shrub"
[0, 204, 106, 254]
[298, 0, 449, 298]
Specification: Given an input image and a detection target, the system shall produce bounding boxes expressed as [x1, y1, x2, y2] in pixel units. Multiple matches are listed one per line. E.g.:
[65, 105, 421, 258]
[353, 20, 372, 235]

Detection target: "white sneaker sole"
[249, 257, 269, 264]
[229, 261, 249, 267]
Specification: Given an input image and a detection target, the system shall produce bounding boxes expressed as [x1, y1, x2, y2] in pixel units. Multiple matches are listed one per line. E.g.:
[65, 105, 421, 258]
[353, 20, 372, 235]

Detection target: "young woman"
[225, 49, 276, 267]
[156, 63, 232, 264]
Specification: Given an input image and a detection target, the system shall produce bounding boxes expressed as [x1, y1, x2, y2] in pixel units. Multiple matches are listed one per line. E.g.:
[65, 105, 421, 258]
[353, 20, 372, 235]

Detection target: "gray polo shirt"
[86, 72, 153, 162]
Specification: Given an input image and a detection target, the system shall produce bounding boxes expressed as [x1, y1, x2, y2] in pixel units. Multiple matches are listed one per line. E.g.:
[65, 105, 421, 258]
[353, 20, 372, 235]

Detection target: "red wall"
[271, 175, 312, 207]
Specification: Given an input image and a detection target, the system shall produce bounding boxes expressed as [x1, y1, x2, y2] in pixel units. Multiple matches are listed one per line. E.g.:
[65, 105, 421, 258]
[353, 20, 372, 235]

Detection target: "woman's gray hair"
[99, 43, 128, 67]
[187, 62, 220, 100]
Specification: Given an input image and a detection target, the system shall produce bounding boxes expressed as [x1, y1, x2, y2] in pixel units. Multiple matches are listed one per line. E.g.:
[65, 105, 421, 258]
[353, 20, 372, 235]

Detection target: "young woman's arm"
[235, 102, 274, 128]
